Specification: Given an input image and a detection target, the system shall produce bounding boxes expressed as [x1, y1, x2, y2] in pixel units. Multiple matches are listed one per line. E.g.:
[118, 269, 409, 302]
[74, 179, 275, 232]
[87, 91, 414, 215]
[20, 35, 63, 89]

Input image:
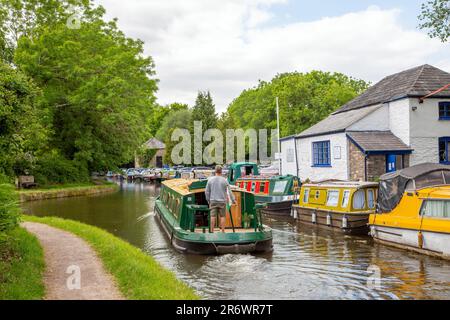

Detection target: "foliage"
[419, 0, 450, 42]
[0, 183, 20, 235]
[24, 215, 199, 300]
[14, 7, 158, 173]
[226, 71, 369, 138]
[0, 0, 101, 63]
[0, 227, 45, 300]
[32, 151, 89, 185]
[135, 147, 158, 167]
[192, 91, 218, 130]
[0, 62, 46, 177]
[149, 103, 189, 137]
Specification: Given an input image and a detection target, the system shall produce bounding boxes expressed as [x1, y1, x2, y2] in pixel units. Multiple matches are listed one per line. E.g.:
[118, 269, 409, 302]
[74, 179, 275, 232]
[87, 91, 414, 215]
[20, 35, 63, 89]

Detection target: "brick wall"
[366, 155, 386, 181]
[348, 140, 366, 181]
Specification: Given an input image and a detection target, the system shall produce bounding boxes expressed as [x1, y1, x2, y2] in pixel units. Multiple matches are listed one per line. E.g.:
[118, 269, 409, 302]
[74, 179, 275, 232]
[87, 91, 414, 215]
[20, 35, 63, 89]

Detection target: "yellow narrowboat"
[369, 163, 450, 260]
[293, 181, 378, 234]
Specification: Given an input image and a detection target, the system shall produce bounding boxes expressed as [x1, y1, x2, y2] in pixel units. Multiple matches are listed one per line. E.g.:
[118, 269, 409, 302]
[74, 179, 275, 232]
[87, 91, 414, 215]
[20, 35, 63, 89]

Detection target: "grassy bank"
[19, 182, 119, 202]
[0, 227, 45, 300]
[23, 215, 199, 300]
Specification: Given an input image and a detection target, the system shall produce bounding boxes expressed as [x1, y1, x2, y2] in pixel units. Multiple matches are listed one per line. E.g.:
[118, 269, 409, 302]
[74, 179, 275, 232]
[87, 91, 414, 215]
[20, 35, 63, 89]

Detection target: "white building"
[281, 64, 450, 182]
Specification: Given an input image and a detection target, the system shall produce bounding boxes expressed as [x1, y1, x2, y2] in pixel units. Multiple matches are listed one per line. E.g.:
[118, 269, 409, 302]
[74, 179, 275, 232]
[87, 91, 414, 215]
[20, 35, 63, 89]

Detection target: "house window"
[439, 102, 450, 120]
[312, 141, 331, 166]
[439, 137, 450, 164]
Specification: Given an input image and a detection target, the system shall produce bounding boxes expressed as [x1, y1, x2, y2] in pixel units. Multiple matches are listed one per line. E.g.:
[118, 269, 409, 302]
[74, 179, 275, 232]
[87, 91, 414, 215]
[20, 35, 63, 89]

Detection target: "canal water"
[22, 181, 450, 300]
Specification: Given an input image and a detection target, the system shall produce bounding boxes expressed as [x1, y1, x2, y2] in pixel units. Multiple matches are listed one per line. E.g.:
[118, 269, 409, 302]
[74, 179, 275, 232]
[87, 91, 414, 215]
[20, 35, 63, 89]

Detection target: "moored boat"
[369, 163, 450, 260]
[154, 179, 273, 255]
[293, 181, 379, 234]
[227, 162, 300, 216]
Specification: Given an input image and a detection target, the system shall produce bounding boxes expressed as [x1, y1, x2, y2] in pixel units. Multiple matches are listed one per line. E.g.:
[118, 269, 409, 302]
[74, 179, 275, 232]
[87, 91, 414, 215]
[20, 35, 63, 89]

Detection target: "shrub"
[0, 183, 20, 235]
[33, 152, 89, 185]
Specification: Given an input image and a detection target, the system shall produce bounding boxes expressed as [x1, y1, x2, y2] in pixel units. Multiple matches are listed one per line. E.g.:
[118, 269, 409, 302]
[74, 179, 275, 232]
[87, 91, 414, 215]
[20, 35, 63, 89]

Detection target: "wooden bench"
[17, 176, 37, 189]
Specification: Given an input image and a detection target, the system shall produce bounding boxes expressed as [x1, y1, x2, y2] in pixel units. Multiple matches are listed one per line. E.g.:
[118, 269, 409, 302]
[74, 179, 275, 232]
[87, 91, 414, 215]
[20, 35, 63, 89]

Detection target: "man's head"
[215, 165, 222, 175]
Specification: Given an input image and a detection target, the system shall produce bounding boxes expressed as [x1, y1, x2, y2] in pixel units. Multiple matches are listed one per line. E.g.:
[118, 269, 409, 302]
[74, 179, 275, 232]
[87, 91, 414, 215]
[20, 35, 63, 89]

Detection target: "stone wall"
[348, 140, 366, 181]
[366, 155, 386, 181]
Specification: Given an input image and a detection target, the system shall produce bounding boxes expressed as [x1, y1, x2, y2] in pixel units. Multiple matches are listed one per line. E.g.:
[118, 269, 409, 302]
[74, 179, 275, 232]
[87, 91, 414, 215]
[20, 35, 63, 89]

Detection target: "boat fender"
[326, 214, 332, 226]
[369, 226, 376, 238]
[312, 212, 317, 224]
[418, 231, 424, 249]
[342, 216, 348, 229]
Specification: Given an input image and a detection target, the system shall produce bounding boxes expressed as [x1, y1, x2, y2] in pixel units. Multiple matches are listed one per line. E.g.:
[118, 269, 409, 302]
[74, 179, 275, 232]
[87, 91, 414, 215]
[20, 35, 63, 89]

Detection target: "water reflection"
[22, 181, 450, 300]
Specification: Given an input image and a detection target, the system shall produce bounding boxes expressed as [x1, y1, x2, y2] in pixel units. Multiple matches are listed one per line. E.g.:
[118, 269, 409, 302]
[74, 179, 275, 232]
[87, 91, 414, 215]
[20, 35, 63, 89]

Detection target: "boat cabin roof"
[302, 181, 378, 190]
[162, 179, 249, 196]
[418, 186, 450, 199]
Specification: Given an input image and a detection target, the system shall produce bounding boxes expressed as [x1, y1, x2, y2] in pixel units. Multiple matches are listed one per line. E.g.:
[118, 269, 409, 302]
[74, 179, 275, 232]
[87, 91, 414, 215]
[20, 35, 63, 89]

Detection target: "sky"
[96, 0, 450, 112]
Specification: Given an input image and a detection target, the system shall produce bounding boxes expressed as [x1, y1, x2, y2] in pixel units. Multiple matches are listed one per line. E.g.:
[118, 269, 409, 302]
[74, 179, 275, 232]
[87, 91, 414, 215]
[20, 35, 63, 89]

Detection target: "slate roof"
[144, 138, 165, 149]
[334, 64, 450, 114]
[297, 104, 382, 138]
[346, 131, 413, 153]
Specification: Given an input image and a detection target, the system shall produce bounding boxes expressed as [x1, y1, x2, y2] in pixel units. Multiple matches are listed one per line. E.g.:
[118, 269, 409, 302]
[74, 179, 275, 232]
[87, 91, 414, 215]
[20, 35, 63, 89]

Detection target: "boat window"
[273, 181, 288, 194]
[415, 171, 446, 189]
[367, 189, 376, 209]
[326, 190, 340, 207]
[303, 188, 310, 204]
[421, 200, 450, 218]
[251, 182, 256, 193]
[353, 190, 366, 210]
[260, 182, 266, 193]
[342, 190, 350, 208]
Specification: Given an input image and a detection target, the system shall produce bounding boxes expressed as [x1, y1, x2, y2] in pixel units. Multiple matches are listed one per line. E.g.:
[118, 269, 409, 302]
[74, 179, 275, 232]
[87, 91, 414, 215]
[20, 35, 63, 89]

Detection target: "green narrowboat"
[228, 162, 300, 216]
[154, 179, 273, 255]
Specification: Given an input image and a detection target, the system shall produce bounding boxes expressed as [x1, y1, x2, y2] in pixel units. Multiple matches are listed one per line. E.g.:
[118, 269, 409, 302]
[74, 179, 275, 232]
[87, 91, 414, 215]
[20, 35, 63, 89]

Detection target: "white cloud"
[96, 0, 450, 112]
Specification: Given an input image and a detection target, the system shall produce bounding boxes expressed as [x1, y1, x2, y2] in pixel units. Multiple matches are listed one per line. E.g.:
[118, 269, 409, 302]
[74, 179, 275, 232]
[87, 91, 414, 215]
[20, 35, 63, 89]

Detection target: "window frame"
[420, 199, 450, 219]
[326, 189, 340, 207]
[439, 102, 450, 120]
[303, 188, 310, 204]
[341, 190, 351, 208]
[439, 137, 450, 165]
[312, 140, 331, 167]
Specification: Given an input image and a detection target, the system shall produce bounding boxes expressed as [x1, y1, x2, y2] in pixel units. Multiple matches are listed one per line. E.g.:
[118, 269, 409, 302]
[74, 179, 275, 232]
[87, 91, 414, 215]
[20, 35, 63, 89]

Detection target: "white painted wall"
[388, 99, 411, 146]
[348, 105, 389, 131]
[280, 138, 298, 176]
[409, 98, 450, 165]
[296, 132, 348, 182]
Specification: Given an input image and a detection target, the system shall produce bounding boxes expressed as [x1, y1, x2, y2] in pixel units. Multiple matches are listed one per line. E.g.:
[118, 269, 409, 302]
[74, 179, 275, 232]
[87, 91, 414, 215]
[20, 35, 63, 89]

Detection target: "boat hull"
[155, 202, 273, 255]
[292, 205, 370, 235]
[370, 225, 450, 260]
[259, 200, 293, 216]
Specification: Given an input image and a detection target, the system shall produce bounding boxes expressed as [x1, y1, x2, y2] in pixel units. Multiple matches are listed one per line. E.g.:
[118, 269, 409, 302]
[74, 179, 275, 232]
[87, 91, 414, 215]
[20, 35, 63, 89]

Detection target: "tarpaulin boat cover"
[378, 163, 450, 213]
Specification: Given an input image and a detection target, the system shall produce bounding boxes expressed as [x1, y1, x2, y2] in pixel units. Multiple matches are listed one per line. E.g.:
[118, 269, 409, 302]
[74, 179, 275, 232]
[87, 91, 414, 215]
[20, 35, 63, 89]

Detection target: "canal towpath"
[22, 222, 124, 300]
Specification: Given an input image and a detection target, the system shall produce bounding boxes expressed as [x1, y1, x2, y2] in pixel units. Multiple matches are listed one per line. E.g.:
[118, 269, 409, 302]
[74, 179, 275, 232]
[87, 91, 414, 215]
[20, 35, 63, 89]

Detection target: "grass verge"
[23, 215, 199, 300]
[0, 227, 45, 300]
[19, 183, 119, 202]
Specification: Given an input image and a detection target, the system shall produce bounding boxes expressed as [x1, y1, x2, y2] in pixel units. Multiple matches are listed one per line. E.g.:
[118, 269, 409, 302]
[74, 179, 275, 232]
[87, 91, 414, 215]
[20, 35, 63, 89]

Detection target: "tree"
[14, 12, 158, 173]
[419, 0, 450, 42]
[0, 62, 46, 177]
[0, 0, 101, 63]
[191, 91, 218, 164]
[149, 102, 188, 137]
[226, 71, 369, 138]
[192, 91, 218, 130]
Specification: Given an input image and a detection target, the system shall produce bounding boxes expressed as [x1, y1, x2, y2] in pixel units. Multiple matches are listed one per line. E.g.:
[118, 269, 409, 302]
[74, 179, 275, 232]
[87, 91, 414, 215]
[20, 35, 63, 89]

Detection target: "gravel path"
[22, 222, 124, 300]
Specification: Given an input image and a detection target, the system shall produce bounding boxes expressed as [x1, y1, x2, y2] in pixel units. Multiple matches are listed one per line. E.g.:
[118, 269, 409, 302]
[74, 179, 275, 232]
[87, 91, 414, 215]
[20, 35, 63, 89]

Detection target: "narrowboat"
[154, 179, 273, 255]
[227, 162, 300, 216]
[369, 163, 450, 260]
[293, 181, 379, 234]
